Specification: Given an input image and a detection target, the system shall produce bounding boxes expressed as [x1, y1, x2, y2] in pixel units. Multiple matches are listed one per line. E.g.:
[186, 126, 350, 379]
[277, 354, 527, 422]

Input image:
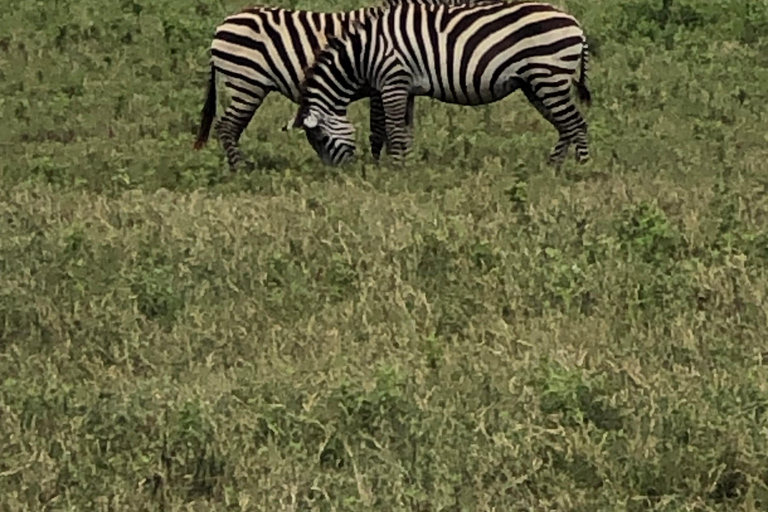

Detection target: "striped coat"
[289, 1, 592, 166]
[194, 0, 496, 170]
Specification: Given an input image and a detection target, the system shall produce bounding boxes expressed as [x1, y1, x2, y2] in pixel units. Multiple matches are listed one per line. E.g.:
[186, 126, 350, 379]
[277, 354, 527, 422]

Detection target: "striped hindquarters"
[210, 7, 369, 102]
[380, 1, 586, 105]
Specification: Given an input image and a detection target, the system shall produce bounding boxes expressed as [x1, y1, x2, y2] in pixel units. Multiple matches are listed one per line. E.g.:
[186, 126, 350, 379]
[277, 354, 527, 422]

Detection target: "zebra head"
[288, 106, 356, 165]
[286, 12, 384, 165]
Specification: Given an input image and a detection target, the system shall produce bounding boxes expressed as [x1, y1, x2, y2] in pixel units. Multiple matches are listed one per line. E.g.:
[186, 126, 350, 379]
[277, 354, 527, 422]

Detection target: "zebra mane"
[296, 13, 381, 119]
[297, 0, 507, 112]
[304, 0, 493, 78]
[370, 0, 508, 24]
[382, 0, 505, 7]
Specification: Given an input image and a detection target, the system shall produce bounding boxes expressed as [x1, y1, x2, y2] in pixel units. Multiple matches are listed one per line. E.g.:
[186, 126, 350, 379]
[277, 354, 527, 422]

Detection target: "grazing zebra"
[193, 0, 495, 170]
[288, 1, 592, 166]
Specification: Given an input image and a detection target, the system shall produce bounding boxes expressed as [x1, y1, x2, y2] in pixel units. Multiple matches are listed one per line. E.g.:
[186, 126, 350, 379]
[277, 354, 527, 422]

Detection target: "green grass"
[1, 0, 768, 509]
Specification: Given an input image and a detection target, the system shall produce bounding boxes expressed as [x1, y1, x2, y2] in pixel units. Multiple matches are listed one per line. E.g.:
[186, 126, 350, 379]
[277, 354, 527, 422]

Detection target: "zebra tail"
[575, 39, 591, 107]
[194, 64, 217, 150]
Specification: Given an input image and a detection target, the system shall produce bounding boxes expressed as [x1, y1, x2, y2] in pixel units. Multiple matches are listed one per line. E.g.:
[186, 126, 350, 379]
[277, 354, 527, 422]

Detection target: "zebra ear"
[302, 112, 319, 129]
[283, 111, 319, 131]
[283, 110, 309, 131]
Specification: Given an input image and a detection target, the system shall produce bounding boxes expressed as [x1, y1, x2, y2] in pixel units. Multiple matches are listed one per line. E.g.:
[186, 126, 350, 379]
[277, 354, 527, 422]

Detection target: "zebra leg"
[215, 84, 267, 171]
[522, 81, 589, 166]
[381, 85, 413, 164]
[369, 91, 389, 161]
[375, 93, 415, 160]
[520, 83, 569, 166]
[572, 125, 589, 163]
[405, 94, 416, 142]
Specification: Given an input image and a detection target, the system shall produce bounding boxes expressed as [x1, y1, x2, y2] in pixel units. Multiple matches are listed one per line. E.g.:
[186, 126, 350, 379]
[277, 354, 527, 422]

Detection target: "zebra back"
[383, 0, 508, 6]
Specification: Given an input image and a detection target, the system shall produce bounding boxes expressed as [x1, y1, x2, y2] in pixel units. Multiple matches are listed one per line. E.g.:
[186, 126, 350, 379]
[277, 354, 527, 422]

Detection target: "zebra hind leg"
[215, 89, 265, 171]
[522, 81, 588, 166]
[572, 127, 589, 163]
[215, 118, 242, 171]
[548, 120, 589, 166]
[544, 136, 568, 167]
[215, 111, 256, 171]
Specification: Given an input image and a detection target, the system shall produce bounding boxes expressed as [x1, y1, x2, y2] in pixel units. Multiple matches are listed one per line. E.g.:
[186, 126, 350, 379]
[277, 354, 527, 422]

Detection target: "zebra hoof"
[547, 157, 565, 168]
[575, 152, 590, 164]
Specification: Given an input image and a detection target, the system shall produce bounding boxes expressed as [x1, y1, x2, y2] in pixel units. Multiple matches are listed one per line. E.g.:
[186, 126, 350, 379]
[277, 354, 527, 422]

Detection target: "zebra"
[287, 1, 592, 166]
[193, 0, 496, 170]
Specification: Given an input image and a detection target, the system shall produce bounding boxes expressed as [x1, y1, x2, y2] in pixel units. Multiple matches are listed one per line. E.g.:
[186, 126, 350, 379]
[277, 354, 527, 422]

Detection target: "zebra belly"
[412, 71, 521, 106]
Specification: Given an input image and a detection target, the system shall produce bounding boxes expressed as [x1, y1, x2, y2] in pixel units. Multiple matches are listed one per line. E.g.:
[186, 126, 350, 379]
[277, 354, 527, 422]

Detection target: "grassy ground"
[1, 0, 768, 509]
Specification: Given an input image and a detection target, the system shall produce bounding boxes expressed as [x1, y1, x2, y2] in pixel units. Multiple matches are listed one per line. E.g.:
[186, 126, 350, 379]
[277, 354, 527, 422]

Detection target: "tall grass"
[1, 0, 767, 509]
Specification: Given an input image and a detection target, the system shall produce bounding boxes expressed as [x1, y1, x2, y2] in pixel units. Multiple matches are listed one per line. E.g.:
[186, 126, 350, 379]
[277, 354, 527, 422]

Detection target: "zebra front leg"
[404, 94, 416, 142]
[369, 92, 389, 161]
[373, 93, 414, 160]
[381, 85, 413, 164]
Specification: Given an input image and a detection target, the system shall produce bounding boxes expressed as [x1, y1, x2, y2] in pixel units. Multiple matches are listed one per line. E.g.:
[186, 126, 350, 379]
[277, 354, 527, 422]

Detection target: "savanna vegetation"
[1, 0, 768, 509]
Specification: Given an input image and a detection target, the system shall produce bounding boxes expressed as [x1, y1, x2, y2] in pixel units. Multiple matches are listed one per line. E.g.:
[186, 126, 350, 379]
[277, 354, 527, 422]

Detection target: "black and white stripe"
[290, 1, 592, 166]
[194, 0, 492, 170]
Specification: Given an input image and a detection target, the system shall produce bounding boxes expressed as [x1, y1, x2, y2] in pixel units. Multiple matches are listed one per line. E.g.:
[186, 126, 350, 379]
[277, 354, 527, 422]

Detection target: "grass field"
[2, 0, 768, 509]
